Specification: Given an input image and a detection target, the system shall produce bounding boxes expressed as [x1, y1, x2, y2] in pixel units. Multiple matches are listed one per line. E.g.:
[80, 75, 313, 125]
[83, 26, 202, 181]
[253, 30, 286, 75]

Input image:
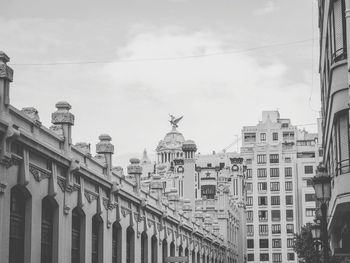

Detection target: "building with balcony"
[241, 111, 321, 263]
[317, 0, 350, 258]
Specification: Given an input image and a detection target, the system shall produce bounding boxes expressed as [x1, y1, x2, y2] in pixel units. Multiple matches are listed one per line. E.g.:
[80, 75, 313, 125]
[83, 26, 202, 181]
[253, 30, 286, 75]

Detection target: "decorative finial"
[169, 114, 183, 129]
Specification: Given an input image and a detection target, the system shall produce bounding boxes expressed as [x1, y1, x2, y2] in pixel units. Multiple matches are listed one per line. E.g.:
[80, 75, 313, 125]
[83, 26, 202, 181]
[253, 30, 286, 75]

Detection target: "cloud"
[254, 1, 277, 16]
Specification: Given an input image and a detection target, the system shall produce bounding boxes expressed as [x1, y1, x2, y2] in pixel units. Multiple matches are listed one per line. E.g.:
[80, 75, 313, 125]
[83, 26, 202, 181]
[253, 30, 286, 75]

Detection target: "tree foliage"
[294, 223, 320, 263]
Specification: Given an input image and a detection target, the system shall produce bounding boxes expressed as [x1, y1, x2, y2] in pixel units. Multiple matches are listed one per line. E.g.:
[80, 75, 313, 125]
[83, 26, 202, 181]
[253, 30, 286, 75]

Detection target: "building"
[241, 111, 321, 263]
[317, 0, 350, 258]
[0, 51, 234, 263]
[141, 120, 247, 263]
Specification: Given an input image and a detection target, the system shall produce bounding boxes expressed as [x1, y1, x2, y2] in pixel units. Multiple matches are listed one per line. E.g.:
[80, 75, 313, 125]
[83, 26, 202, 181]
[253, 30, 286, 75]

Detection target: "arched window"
[112, 222, 122, 263]
[151, 235, 158, 263]
[92, 215, 103, 263]
[197, 252, 200, 263]
[191, 249, 195, 263]
[126, 226, 135, 263]
[41, 198, 56, 263]
[202, 254, 205, 263]
[72, 208, 84, 263]
[9, 187, 27, 263]
[178, 245, 183, 256]
[170, 242, 175, 256]
[141, 232, 148, 263]
[162, 239, 168, 263]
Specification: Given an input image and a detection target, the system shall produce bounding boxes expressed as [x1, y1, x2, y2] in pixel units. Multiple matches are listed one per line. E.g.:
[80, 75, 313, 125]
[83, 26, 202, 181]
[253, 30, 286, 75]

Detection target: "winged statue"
[169, 114, 183, 128]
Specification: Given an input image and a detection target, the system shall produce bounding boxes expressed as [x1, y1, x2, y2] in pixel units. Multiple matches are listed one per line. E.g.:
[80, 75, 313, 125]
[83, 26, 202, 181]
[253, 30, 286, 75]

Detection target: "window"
[287, 238, 294, 248]
[246, 183, 253, 193]
[246, 197, 253, 206]
[258, 196, 268, 206]
[112, 222, 121, 263]
[246, 169, 252, 179]
[72, 209, 82, 263]
[285, 181, 293, 191]
[270, 182, 280, 192]
[305, 194, 316, 202]
[285, 157, 292, 163]
[285, 167, 292, 177]
[257, 168, 267, 178]
[141, 233, 148, 263]
[41, 198, 55, 263]
[247, 254, 254, 261]
[286, 195, 293, 205]
[259, 239, 269, 248]
[259, 225, 268, 236]
[260, 253, 269, 261]
[270, 154, 279, 163]
[271, 210, 281, 221]
[258, 210, 268, 222]
[247, 239, 254, 248]
[306, 179, 313, 187]
[272, 239, 281, 248]
[271, 196, 280, 205]
[287, 253, 295, 261]
[92, 215, 102, 263]
[306, 208, 315, 217]
[304, 165, 313, 174]
[247, 211, 253, 222]
[272, 253, 282, 263]
[257, 154, 267, 164]
[287, 224, 294, 234]
[247, 225, 254, 236]
[258, 182, 267, 192]
[207, 163, 212, 168]
[272, 224, 281, 234]
[260, 133, 266, 141]
[286, 210, 294, 221]
[270, 168, 279, 177]
[246, 159, 252, 165]
[273, 132, 278, 141]
[244, 133, 256, 142]
[126, 227, 135, 263]
[283, 132, 295, 140]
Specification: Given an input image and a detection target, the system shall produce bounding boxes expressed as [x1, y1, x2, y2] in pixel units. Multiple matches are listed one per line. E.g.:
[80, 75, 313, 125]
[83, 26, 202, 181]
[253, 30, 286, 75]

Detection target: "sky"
[0, 0, 320, 168]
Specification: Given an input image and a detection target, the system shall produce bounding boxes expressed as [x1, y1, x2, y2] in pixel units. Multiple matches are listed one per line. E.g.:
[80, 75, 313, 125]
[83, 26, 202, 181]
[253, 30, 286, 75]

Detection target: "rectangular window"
[286, 195, 293, 205]
[270, 168, 280, 177]
[273, 132, 278, 141]
[246, 169, 252, 179]
[287, 253, 295, 261]
[272, 224, 281, 234]
[271, 210, 281, 221]
[258, 196, 268, 206]
[271, 196, 280, 205]
[304, 165, 313, 174]
[270, 182, 280, 192]
[305, 194, 316, 202]
[287, 224, 294, 234]
[270, 154, 279, 163]
[246, 183, 253, 193]
[260, 253, 269, 261]
[306, 179, 313, 187]
[257, 168, 267, 178]
[285, 157, 292, 163]
[285, 181, 293, 191]
[246, 197, 253, 206]
[286, 210, 294, 221]
[246, 159, 252, 165]
[306, 208, 315, 217]
[247, 211, 253, 222]
[244, 133, 256, 143]
[285, 167, 292, 177]
[259, 225, 268, 236]
[257, 154, 267, 164]
[259, 239, 269, 248]
[247, 254, 254, 261]
[247, 239, 254, 248]
[287, 238, 294, 248]
[258, 210, 268, 222]
[260, 133, 266, 141]
[247, 225, 254, 236]
[258, 182, 267, 192]
[272, 253, 282, 263]
[283, 131, 295, 141]
[272, 239, 281, 248]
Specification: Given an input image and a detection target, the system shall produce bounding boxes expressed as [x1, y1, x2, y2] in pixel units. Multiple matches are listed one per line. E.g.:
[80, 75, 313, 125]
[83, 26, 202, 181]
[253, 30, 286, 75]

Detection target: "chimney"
[150, 175, 163, 206]
[51, 101, 74, 153]
[96, 134, 114, 180]
[127, 158, 142, 194]
[0, 51, 13, 119]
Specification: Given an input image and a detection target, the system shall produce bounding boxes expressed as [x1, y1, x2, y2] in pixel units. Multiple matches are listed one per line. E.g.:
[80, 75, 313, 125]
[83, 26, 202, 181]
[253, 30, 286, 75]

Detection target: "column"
[84, 212, 92, 263]
[28, 194, 42, 263]
[134, 230, 141, 263]
[103, 217, 112, 263]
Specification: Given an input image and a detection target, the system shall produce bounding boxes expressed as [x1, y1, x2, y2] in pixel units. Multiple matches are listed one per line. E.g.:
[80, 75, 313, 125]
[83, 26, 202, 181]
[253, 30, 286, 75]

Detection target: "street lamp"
[311, 224, 321, 240]
[312, 164, 332, 263]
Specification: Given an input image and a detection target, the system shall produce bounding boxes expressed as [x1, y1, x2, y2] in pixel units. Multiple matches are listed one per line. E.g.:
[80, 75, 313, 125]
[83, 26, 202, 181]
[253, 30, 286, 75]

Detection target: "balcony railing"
[336, 159, 350, 176]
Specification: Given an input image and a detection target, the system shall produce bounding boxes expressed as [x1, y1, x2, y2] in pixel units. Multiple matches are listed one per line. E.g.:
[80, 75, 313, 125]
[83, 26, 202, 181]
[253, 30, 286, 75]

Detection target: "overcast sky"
[1, 0, 320, 168]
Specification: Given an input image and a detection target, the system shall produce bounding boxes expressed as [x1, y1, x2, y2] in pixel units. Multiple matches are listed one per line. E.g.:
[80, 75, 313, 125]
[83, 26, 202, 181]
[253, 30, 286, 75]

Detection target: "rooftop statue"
[169, 114, 183, 128]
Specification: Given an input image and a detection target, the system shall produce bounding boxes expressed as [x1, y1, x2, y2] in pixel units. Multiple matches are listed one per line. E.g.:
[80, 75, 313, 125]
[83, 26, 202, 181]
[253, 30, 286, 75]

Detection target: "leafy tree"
[294, 223, 320, 263]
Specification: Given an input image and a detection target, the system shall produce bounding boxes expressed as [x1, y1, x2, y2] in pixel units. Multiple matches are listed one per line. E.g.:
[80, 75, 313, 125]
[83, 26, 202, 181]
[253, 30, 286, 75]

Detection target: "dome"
[157, 127, 185, 151]
[182, 139, 197, 152]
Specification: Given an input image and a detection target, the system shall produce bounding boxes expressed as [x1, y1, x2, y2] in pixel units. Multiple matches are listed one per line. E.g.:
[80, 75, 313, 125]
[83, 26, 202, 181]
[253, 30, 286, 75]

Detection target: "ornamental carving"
[51, 112, 74, 125]
[0, 64, 13, 81]
[29, 165, 51, 182]
[84, 191, 98, 203]
[0, 182, 7, 193]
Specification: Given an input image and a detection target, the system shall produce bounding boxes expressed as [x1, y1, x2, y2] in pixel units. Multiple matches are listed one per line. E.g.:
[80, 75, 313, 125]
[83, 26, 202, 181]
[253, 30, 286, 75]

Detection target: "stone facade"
[0, 52, 235, 263]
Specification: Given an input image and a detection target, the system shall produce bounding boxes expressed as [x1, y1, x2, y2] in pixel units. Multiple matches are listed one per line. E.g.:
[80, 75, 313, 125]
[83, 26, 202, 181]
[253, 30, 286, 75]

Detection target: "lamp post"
[311, 223, 321, 262]
[312, 164, 332, 263]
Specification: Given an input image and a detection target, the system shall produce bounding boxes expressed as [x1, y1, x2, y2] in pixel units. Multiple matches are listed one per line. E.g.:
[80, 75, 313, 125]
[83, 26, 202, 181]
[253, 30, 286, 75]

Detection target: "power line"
[11, 38, 314, 66]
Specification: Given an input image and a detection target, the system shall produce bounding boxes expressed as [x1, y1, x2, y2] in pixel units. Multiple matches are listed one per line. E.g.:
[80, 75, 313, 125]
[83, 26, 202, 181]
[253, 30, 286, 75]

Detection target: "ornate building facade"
[0, 52, 237, 263]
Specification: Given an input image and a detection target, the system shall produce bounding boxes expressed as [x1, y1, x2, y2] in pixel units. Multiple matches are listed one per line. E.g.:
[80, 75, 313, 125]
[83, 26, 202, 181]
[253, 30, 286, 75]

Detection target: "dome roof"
[182, 139, 197, 152]
[157, 127, 185, 151]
